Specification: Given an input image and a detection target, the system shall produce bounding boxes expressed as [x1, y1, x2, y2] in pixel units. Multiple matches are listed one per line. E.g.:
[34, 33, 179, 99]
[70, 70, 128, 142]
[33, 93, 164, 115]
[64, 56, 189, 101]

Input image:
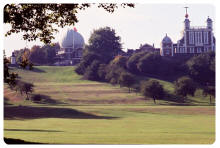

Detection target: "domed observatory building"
[161, 34, 174, 56]
[56, 28, 85, 65]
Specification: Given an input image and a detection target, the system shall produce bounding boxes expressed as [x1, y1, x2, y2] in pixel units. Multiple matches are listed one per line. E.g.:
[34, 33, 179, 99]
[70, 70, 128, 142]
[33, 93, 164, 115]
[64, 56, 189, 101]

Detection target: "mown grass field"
[4, 66, 215, 144]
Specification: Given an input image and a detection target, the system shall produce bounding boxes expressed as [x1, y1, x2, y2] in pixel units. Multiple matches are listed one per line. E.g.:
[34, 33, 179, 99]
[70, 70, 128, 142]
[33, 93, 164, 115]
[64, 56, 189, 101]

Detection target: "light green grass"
[4, 66, 215, 144]
[4, 105, 215, 144]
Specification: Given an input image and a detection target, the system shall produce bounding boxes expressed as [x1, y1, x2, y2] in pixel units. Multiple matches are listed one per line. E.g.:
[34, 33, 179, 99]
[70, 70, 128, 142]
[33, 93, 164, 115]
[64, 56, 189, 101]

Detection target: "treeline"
[75, 26, 215, 104]
[14, 43, 59, 65]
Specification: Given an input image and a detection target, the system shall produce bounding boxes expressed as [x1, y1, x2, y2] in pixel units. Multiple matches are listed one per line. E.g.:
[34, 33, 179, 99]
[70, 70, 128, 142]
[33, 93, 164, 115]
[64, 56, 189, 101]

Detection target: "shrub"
[174, 76, 197, 98]
[141, 80, 164, 104]
[118, 72, 136, 92]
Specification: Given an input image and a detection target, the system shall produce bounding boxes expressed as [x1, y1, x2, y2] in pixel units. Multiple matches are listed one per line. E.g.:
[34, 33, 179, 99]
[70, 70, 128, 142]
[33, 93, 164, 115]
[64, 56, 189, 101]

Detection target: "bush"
[75, 51, 101, 75]
[83, 60, 101, 80]
[118, 72, 136, 92]
[187, 51, 215, 86]
[97, 64, 107, 81]
[126, 51, 145, 74]
[137, 52, 161, 75]
[141, 80, 164, 104]
[174, 76, 197, 98]
[105, 66, 125, 84]
[16, 81, 34, 100]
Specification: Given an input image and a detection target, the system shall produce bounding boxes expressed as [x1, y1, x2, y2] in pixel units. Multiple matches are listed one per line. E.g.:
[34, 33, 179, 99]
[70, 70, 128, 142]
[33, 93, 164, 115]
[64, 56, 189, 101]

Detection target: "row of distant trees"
[75, 27, 215, 104]
[14, 43, 59, 65]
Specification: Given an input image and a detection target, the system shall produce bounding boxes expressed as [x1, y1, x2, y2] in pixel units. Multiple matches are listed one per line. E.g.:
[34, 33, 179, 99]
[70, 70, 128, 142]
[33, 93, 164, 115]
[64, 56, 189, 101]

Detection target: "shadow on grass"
[31, 67, 46, 73]
[18, 67, 45, 73]
[31, 94, 62, 105]
[4, 105, 119, 120]
[158, 92, 193, 106]
[4, 129, 63, 132]
[159, 92, 215, 106]
[4, 138, 44, 144]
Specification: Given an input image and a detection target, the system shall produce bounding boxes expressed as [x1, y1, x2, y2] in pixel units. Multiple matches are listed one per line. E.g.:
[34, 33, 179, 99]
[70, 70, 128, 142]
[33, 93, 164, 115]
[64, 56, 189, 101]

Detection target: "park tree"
[29, 45, 47, 65]
[16, 81, 34, 100]
[4, 53, 10, 82]
[203, 85, 215, 104]
[187, 51, 215, 86]
[110, 55, 128, 69]
[137, 52, 162, 75]
[15, 48, 30, 63]
[97, 64, 107, 81]
[83, 60, 101, 81]
[87, 27, 122, 63]
[118, 72, 136, 92]
[19, 50, 30, 69]
[174, 76, 197, 99]
[76, 27, 123, 76]
[127, 51, 146, 74]
[141, 80, 164, 104]
[29, 43, 58, 65]
[105, 66, 125, 85]
[4, 4, 134, 44]
[75, 50, 102, 75]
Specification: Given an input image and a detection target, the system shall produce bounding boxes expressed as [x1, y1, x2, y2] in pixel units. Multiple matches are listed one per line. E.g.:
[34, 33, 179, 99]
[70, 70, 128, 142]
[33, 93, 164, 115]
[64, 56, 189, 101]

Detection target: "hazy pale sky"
[3, 3, 215, 57]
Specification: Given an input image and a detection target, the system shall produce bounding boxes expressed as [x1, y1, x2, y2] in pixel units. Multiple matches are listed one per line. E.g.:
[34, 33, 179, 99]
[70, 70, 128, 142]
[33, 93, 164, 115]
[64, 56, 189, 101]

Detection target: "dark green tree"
[105, 64, 126, 85]
[97, 64, 107, 81]
[111, 55, 128, 69]
[118, 72, 136, 92]
[174, 76, 197, 99]
[4, 53, 10, 82]
[126, 51, 146, 74]
[203, 85, 215, 104]
[141, 80, 164, 104]
[29, 45, 47, 65]
[137, 52, 161, 75]
[16, 81, 34, 100]
[75, 50, 102, 75]
[83, 60, 101, 81]
[187, 51, 215, 86]
[87, 27, 122, 63]
[4, 4, 134, 44]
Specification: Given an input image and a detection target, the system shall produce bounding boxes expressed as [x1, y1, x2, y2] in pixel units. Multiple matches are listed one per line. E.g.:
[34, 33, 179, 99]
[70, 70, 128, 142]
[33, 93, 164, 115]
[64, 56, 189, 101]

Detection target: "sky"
[3, 3, 215, 57]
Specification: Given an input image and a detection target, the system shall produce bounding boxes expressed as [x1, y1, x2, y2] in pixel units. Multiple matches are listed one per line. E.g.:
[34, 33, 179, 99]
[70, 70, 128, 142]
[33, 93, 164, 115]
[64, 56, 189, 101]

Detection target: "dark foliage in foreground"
[4, 4, 134, 44]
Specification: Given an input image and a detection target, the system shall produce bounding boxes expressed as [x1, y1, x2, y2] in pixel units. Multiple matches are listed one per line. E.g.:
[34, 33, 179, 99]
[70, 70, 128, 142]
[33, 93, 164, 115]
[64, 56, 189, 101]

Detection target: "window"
[204, 47, 209, 52]
[189, 32, 194, 44]
[197, 48, 201, 53]
[199, 32, 203, 43]
[190, 47, 194, 53]
[195, 32, 198, 44]
[204, 32, 209, 44]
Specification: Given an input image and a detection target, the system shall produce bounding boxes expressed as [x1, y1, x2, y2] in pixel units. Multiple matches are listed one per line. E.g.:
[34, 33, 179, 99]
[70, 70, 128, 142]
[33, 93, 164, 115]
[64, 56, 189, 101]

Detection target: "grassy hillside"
[4, 66, 215, 144]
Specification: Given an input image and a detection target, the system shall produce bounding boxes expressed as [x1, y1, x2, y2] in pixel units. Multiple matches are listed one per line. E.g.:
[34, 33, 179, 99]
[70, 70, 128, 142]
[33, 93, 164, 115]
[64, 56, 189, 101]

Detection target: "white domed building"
[161, 34, 174, 56]
[55, 28, 85, 65]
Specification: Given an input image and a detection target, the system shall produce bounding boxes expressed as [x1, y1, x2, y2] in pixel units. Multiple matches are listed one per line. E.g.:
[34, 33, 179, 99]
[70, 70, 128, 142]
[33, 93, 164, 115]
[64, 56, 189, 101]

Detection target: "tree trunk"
[26, 92, 29, 100]
[129, 87, 130, 93]
[153, 98, 156, 104]
[209, 95, 212, 104]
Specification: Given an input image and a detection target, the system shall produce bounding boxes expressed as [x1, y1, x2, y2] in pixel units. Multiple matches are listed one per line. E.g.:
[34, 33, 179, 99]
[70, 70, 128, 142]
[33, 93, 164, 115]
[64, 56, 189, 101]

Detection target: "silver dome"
[59, 28, 85, 49]
[162, 34, 172, 43]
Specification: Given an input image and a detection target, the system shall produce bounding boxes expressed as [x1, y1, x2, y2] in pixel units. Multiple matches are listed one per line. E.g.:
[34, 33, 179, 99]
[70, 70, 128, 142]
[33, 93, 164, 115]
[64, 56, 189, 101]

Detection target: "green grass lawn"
[4, 66, 215, 144]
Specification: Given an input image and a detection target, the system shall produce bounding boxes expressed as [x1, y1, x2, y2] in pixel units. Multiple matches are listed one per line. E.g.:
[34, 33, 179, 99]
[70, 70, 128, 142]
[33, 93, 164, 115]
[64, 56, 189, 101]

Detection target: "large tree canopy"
[186, 51, 215, 86]
[4, 3, 134, 44]
[87, 27, 122, 63]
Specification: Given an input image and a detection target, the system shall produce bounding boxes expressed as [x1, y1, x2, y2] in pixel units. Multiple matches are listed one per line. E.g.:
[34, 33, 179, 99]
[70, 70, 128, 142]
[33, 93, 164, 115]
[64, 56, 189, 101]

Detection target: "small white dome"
[59, 28, 84, 49]
[162, 34, 172, 43]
